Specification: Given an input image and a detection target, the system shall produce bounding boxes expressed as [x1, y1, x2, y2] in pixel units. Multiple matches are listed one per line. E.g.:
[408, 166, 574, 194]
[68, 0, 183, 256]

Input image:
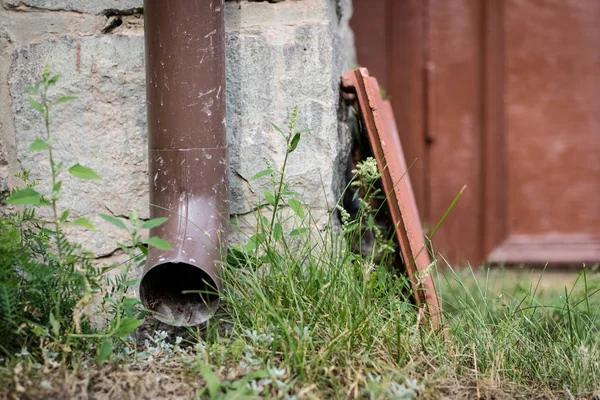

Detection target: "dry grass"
[0, 357, 565, 399]
[1, 358, 198, 400]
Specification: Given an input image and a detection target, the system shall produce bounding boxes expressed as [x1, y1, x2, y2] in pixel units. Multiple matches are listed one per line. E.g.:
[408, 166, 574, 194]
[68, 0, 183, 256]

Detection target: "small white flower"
[245, 329, 274, 346]
[194, 342, 206, 352]
[258, 378, 273, 386]
[275, 380, 287, 389]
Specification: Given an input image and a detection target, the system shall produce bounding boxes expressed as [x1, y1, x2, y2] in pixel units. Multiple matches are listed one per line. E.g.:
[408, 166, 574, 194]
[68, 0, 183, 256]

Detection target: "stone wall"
[0, 0, 354, 256]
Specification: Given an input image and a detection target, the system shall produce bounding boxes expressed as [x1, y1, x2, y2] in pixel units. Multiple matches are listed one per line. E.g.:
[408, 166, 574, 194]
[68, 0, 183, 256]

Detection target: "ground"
[2, 268, 598, 400]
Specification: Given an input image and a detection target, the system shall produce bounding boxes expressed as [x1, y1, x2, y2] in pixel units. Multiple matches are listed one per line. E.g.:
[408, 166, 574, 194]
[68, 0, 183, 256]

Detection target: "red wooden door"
[351, 0, 600, 266]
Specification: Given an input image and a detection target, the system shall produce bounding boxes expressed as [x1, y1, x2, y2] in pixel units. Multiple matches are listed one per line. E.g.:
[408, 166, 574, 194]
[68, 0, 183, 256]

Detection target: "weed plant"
[0, 64, 169, 363]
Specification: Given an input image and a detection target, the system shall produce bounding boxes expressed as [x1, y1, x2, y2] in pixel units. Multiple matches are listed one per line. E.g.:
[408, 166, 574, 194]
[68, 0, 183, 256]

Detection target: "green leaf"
[288, 132, 301, 153]
[24, 86, 39, 94]
[264, 190, 275, 206]
[55, 96, 77, 104]
[250, 169, 274, 180]
[270, 122, 284, 135]
[6, 187, 41, 205]
[49, 312, 59, 337]
[68, 164, 102, 180]
[141, 217, 168, 229]
[112, 317, 142, 338]
[273, 222, 283, 241]
[122, 297, 140, 308]
[31, 326, 46, 337]
[53, 181, 62, 195]
[121, 297, 139, 317]
[288, 198, 304, 218]
[289, 227, 309, 237]
[200, 365, 221, 398]
[99, 214, 128, 230]
[29, 138, 49, 151]
[244, 234, 262, 252]
[28, 97, 45, 114]
[96, 339, 112, 362]
[144, 237, 171, 251]
[47, 74, 60, 85]
[71, 217, 95, 230]
[136, 243, 148, 256]
[226, 246, 247, 268]
[282, 183, 300, 196]
[60, 210, 70, 223]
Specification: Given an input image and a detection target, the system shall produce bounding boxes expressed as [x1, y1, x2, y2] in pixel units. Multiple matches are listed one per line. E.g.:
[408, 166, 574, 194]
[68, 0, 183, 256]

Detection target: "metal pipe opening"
[139, 262, 219, 326]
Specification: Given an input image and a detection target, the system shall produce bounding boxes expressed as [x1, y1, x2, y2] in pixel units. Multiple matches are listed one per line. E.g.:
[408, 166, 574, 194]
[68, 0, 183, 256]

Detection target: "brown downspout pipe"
[139, 0, 229, 326]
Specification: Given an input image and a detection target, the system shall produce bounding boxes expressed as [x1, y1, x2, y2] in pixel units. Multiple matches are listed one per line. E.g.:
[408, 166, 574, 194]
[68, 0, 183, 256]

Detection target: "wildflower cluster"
[352, 157, 381, 188]
[336, 204, 351, 227]
[287, 105, 299, 135]
[341, 156, 396, 258]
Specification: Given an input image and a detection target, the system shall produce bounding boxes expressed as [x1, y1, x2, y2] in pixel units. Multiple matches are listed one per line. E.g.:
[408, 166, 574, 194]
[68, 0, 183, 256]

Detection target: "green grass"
[202, 213, 600, 399]
[438, 266, 600, 398]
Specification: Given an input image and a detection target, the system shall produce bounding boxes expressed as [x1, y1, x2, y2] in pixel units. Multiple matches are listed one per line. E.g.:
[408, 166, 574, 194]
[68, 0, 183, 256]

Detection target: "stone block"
[9, 35, 147, 254]
[226, 21, 351, 216]
[4, 0, 142, 15]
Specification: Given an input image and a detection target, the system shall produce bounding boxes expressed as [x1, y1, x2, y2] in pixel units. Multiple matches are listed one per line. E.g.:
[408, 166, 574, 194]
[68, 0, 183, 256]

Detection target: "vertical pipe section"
[140, 0, 228, 326]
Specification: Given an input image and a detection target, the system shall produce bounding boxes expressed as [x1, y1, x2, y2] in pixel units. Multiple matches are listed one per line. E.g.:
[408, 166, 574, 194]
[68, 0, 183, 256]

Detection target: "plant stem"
[269, 134, 291, 233]
[42, 90, 62, 258]
[42, 86, 65, 324]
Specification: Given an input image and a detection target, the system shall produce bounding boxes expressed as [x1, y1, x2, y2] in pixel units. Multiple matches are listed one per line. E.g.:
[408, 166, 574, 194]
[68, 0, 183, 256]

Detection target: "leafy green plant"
[71, 210, 166, 362]
[218, 108, 417, 397]
[0, 62, 103, 357]
[0, 64, 169, 361]
[227, 105, 311, 269]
